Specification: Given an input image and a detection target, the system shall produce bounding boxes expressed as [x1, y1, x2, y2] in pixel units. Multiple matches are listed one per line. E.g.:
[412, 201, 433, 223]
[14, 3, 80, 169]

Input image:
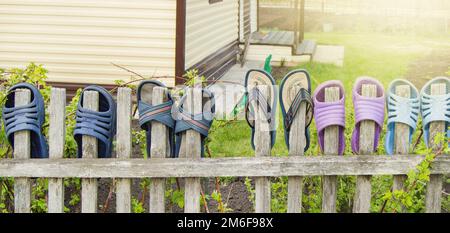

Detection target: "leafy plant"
[380, 133, 448, 213]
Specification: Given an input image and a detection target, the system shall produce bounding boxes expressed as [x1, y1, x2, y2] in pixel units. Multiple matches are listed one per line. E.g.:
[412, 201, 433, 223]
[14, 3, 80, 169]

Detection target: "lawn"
[207, 32, 450, 158]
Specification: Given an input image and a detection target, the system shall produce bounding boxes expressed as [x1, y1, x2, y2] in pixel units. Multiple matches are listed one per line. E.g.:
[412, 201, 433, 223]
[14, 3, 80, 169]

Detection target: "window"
[209, 0, 223, 4]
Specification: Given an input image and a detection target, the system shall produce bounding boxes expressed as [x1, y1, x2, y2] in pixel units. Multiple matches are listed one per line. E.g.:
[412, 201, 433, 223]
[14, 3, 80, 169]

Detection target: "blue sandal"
[74, 85, 116, 158]
[137, 80, 175, 157]
[2, 83, 48, 158]
[279, 69, 313, 152]
[244, 69, 277, 150]
[385, 79, 420, 155]
[174, 88, 215, 158]
[420, 77, 450, 147]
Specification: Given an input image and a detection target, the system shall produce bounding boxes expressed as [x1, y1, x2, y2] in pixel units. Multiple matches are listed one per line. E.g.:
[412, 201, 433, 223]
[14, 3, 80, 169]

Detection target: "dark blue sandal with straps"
[174, 88, 215, 158]
[2, 83, 48, 158]
[74, 85, 116, 158]
[137, 80, 175, 157]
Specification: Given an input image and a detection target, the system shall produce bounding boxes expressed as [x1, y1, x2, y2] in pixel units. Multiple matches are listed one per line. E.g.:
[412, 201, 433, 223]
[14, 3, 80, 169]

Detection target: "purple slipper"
[313, 80, 346, 155]
[350, 77, 385, 154]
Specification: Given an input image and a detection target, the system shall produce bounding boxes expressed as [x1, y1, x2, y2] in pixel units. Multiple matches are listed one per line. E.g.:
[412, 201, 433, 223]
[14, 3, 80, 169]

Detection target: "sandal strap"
[284, 88, 313, 132]
[74, 107, 114, 146]
[175, 111, 213, 137]
[421, 93, 450, 127]
[245, 87, 275, 129]
[387, 94, 420, 130]
[174, 88, 215, 157]
[353, 94, 385, 127]
[314, 99, 345, 133]
[3, 103, 41, 139]
[138, 100, 175, 130]
[174, 90, 214, 137]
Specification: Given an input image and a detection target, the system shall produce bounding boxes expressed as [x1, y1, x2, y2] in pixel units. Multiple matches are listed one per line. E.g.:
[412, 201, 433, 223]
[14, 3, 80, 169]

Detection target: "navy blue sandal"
[2, 83, 48, 158]
[74, 85, 116, 158]
[137, 80, 175, 157]
[244, 69, 277, 150]
[174, 88, 215, 158]
[279, 69, 313, 152]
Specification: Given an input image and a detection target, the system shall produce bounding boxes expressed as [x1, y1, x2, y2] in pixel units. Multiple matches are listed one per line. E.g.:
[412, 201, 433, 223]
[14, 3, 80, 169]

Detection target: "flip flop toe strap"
[245, 88, 277, 149]
[351, 95, 385, 153]
[245, 88, 275, 128]
[284, 88, 313, 150]
[421, 93, 450, 146]
[284, 88, 313, 131]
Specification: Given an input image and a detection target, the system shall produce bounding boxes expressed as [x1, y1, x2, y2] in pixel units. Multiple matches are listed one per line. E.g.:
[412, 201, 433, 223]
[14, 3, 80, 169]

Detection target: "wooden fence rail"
[2, 87, 449, 213]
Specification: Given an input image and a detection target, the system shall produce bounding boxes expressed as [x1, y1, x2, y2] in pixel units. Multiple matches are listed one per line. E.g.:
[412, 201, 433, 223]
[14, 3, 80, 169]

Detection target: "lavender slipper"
[351, 77, 385, 154]
[313, 80, 346, 155]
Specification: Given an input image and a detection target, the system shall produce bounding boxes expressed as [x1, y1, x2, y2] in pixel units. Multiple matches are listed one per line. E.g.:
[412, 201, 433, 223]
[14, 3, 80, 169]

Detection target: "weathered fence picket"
[393, 85, 410, 212]
[116, 88, 132, 213]
[254, 85, 271, 213]
[322, 87, 339, 213]
[2, 84, 449, 213]
[183, 84, 202, 213]
[13, 89, 31, 213]
[48, 88, 66, 213]
[287, 86, 306, 213]
[81, 91, 99, 213]
[149, 86, 167, 213]
[353, 84, 376, 213]
[425, 83, 445, 213]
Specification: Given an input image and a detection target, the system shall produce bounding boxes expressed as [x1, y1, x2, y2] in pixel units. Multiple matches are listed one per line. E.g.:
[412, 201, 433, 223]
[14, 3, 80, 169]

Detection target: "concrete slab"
[312, 45, 345, 67]
[207, 61, 264, 120]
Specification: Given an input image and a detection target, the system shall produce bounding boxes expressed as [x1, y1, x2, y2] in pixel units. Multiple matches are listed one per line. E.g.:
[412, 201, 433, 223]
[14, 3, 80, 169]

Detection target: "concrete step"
[296, 39, 317, 56]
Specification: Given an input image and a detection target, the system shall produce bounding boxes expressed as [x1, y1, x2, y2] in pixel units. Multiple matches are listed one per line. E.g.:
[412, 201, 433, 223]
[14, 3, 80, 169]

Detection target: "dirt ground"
[405, 49, 450, 88]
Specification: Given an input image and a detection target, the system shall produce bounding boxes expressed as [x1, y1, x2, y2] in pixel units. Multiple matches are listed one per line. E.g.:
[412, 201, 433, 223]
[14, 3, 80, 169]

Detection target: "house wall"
[0, 0, 177, 87]
[185, 0, 239, 70]
[239, 0, 258, 42]
[250, 0, 258, 33]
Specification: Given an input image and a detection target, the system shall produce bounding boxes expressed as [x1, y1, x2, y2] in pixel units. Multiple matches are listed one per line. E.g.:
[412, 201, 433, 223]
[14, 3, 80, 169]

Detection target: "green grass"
[208, 32, 449, 157]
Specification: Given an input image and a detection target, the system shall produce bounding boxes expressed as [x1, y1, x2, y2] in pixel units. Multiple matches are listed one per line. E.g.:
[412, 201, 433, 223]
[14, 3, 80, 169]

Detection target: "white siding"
[250, 0, 257, 33]
[185, 0, 239, 69]
[0, 0, 176, 86]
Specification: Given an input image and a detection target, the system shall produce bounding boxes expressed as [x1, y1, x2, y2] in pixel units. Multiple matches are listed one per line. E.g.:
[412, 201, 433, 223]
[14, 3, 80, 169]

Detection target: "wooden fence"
[1, 84, 449, 213]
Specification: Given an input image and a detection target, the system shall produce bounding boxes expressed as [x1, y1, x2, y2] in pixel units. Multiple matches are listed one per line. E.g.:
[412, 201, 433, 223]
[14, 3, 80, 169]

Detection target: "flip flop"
[74, 85, 116, 158]
[137, 80, 175, 158]
[385, 79, 419, 155]
[420, 77, 450, 148]
[244, 69, 277, 150]
[2, 83, 48, 158]
[174, 88, 215, 158]
[313, 80, 346, 155]
[351, 77, 386, 153]
[279, 69, 313, 152]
